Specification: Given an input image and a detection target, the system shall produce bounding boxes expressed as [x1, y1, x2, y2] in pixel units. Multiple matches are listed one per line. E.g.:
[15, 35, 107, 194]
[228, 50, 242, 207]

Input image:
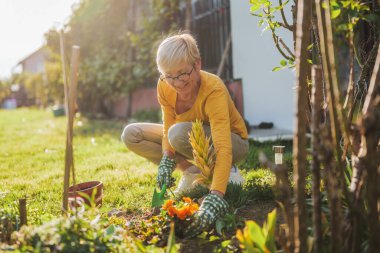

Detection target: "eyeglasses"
[159, 65, 194, 84]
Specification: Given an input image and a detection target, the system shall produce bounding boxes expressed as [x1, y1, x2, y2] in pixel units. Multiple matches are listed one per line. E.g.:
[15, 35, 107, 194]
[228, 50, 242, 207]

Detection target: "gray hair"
[156, 33, 200, 73]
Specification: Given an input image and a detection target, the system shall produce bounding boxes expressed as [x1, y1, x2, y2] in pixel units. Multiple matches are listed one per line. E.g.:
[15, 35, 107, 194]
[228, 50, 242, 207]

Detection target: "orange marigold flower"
[162, 199, 174, 210]
[182, 197, 192, 203]
[176, 207, 188, 220]
[187, 203, 199, 215]
[167, 206, 176, 217]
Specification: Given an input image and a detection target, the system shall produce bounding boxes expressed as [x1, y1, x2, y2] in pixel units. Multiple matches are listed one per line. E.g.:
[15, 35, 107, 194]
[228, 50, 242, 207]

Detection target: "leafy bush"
[0, 206, 20, 243]
[244, 169, 275, 201]
[12, 211, 150, 253]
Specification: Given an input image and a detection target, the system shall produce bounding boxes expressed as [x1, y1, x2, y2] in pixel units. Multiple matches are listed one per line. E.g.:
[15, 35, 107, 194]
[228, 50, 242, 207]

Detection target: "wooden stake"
[60, 29, 80, 213]
[60, 30, 70, 214]
[19, 198, 27, 226]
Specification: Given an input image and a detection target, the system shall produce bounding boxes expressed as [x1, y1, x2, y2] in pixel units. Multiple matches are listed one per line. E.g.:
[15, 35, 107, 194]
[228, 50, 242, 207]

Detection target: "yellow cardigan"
[157, 70, 248, 193]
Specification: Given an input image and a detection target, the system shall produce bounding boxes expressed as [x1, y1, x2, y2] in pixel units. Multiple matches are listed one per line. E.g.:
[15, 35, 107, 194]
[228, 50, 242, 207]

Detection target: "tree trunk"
[361, 44, 380, 253]
[311, 65, 323, 253]
[293, 0, 311, 251]
[314, 0, 344, 252]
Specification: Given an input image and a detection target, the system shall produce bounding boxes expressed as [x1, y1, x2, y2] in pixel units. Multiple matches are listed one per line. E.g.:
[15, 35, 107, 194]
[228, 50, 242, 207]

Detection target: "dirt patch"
[236, 199, 283, 225]
[108, 199, 282, 252]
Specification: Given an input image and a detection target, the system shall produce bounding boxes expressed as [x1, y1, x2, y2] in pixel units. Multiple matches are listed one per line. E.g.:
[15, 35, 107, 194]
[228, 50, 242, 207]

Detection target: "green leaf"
[363, 14, 380, 23]
[221, 240, 231, 248]
[265, 209, 277, 251]
[272, 66, 282, 72]
[250, 3, 260, 12]
[209, 235, 220, 242]
[246, 221, 266, 251]
[151, 184, 167, 208]
[215, 219, 226, 235]
[280, 59, 287, 66]
[307, 59, 313, 64]
[331, 8, 341, 19]
[104, 224, 117, 236]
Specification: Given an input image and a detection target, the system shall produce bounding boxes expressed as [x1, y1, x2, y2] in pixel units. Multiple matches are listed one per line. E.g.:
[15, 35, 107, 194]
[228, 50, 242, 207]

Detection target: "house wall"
[21, 50, 46, 74]
[230, 1, 295, 130]
[112, 87, 160, 118]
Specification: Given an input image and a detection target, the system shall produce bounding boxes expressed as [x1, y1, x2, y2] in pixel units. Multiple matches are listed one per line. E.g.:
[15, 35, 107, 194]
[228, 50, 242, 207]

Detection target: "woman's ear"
[195, 58, 202, 71]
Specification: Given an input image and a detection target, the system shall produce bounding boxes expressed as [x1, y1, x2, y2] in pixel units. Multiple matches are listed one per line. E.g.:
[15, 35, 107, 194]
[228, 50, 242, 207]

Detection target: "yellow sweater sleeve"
[157, 81, 176, 154]
[204, 87, 233, 194]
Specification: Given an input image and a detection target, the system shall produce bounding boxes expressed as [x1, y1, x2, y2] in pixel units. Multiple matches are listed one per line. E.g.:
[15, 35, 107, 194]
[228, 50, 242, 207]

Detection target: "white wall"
[230, 1, 295, 130]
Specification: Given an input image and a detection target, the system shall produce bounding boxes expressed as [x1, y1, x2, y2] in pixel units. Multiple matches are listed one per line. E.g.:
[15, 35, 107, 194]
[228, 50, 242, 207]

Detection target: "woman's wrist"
[210, 190, 224, 197]
[163, 150, 175, 159]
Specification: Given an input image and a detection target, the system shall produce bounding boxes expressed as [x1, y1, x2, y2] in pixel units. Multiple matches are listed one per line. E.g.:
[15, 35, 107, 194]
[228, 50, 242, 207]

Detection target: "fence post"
[19, 198, 27, 226]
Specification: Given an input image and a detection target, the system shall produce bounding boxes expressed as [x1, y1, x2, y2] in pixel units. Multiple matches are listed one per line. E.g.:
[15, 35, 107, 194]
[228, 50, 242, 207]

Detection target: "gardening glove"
[156, 155, 176, 189]
[183, 193, 229, 238]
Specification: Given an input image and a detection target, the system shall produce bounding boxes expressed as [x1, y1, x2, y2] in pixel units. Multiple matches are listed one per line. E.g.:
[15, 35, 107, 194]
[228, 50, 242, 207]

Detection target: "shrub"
[11, 211, 150, 253]
[0, 207, 20, 244]
[244, 169, 275, 200]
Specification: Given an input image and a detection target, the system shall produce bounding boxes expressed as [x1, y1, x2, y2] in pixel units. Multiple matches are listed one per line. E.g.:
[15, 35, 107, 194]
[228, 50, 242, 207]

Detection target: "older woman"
[121, 33, 249, 237]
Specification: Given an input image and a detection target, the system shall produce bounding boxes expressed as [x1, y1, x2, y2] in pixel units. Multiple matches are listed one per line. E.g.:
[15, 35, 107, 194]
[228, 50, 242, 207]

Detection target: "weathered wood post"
[19, 198, 27, 226]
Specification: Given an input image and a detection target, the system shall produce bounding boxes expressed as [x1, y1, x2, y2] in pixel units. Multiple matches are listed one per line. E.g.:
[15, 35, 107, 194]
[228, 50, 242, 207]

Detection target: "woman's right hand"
[156, 155, 176, 189]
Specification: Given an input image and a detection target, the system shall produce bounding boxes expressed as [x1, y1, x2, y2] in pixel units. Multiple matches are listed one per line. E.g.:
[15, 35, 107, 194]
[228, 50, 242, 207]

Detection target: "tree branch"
[266, 7, 294, 60]
[279, 0, 293, 31]
[279, 38, 295, 59]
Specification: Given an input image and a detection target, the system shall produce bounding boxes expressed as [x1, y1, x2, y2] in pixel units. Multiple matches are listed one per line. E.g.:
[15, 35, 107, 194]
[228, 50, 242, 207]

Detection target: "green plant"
[236, 209, 277, 253]
[224, 183, 249, 210]
[0, 204, 20, 243]
[12, 210, 148, 252]
[244, 169, 275, 201]
[215, 213, 244, 237]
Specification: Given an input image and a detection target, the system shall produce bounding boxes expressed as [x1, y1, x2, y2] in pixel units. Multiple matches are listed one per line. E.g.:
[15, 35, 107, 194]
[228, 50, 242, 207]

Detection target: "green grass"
[0, 108, 162, 223]
[0, 108, 285, 224]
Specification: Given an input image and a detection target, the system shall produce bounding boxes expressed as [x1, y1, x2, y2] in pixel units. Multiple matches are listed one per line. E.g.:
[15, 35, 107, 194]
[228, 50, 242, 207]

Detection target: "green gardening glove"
[183, 193, 229, 238]
[157, 155, 176, 189]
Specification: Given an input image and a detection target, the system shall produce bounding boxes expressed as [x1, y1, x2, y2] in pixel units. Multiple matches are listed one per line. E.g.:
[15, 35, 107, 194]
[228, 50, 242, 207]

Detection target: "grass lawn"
[1, 108, 160, 223]
[0, 108, 291, 225]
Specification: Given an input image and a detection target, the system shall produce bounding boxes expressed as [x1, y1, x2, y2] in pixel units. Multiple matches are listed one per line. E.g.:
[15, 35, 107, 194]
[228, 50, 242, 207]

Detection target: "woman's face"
[161, 60, 201, 97]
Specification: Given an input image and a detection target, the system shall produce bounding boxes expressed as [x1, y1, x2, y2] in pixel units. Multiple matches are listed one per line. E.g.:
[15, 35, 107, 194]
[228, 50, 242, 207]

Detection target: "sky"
[0, 0, 79, 79]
